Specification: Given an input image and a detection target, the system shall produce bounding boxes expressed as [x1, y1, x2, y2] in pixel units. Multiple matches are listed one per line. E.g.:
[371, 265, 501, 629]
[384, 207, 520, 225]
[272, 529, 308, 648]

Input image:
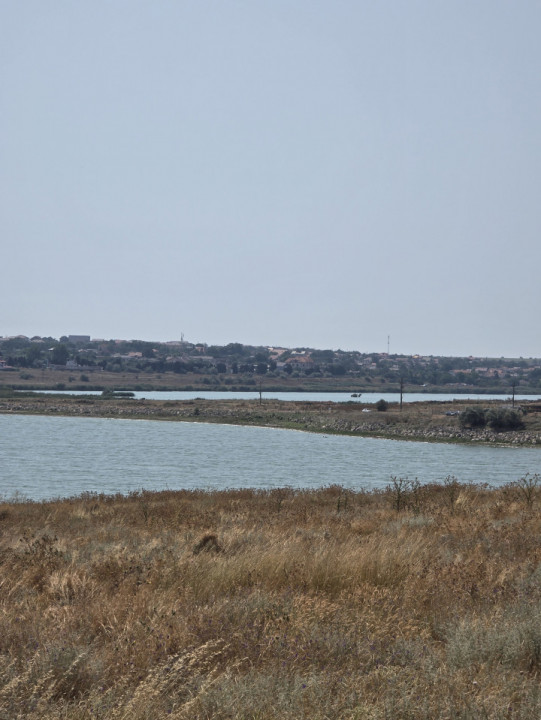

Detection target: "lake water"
[1, 414, 539, 502]
[35, 390, 541, 403]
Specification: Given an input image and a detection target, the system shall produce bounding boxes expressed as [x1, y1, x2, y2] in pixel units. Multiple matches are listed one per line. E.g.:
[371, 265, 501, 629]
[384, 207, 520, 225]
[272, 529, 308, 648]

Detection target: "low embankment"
[1, 395, 541, 445]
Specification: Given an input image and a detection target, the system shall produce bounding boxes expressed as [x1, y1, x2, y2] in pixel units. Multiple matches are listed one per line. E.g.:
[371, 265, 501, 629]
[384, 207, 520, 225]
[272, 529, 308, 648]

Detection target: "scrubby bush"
[375, 399, 388, 411]
[514, 473, 540, 508]
[458, 406, 487, 429]
[487, 408, 525, 431]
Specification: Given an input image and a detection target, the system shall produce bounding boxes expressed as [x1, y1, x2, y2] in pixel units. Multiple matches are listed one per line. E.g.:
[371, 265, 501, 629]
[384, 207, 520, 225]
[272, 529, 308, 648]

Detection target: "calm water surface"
[36, 390, 541, 403]
[1, 414, 539, 501]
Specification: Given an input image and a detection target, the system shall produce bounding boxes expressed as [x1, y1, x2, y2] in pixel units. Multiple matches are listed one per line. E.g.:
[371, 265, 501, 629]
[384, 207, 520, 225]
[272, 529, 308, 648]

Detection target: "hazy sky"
[2, 2, 540, 357]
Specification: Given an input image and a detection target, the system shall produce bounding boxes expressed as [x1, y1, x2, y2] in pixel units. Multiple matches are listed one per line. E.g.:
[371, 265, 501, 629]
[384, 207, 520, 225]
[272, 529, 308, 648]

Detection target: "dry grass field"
[1, 481, 541, 718]
[0, 365, 518, 394]
[0, 367, 370, 393]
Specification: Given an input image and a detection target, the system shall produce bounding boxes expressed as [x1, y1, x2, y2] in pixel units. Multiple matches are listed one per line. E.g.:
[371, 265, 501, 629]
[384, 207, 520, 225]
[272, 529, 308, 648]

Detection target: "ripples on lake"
[1, 415, 540, 501]
[0, 415, 541, 500]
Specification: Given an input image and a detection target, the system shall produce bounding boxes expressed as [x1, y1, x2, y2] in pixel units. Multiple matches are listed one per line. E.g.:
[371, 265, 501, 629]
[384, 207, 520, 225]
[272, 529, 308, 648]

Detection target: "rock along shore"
[1, 395, 541, 447]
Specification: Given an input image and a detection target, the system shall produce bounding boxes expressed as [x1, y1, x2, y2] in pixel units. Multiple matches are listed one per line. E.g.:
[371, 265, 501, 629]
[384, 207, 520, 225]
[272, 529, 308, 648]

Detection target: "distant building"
[285, 356, 315, 370]
[68, 335, 91, 344]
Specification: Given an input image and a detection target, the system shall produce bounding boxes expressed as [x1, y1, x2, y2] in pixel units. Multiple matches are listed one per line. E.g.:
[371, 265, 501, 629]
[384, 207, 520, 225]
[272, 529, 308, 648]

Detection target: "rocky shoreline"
[2, 395, 541, 446]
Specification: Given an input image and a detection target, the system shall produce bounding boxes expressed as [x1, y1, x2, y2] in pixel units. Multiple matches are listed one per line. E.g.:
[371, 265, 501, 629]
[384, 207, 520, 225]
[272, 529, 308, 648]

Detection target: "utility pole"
[400, 377, 404, 411]
[259, 381, 263, 406]
[511, 380, 516, 408]
[387, 335, 390, 355]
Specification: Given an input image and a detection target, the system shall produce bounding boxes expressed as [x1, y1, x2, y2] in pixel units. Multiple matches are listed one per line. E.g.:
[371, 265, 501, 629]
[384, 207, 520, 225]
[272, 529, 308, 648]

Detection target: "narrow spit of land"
[1, 395, 541, 445]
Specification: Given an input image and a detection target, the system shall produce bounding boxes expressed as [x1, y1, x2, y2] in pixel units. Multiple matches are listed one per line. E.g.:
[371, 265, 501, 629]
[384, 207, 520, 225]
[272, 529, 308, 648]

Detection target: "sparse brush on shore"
[1, 481, 541, 718]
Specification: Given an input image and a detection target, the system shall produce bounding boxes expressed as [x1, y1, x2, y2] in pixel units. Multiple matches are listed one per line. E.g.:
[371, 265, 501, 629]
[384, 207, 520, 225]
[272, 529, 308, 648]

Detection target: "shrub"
[487, 408, 525, 431]
[375, 399, 388, 412]
[514, 473, 540, 508]
[458, 406, 487, 429]
[387, 476, 416, 512]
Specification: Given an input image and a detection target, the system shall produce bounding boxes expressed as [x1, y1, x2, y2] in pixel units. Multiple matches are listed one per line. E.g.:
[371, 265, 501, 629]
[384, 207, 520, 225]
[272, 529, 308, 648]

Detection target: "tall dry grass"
[0, 481, 540, 718]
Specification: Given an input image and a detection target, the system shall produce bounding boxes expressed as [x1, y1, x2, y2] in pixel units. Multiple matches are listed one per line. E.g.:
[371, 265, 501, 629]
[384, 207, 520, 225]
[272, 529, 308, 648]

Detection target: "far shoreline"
[1, 393, 541, 447]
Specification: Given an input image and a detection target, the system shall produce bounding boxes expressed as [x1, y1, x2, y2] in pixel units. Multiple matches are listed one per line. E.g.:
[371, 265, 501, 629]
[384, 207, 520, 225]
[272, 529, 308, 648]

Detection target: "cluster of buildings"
[1, 335, 540, 389]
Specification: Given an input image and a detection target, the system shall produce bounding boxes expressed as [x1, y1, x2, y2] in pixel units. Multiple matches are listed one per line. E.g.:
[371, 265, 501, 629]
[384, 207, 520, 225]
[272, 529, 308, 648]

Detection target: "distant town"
[1, 334, 540, 393]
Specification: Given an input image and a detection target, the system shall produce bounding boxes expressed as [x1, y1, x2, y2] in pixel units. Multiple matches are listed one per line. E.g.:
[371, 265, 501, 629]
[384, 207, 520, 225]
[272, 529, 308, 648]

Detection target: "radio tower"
[387, 335, 390, 355]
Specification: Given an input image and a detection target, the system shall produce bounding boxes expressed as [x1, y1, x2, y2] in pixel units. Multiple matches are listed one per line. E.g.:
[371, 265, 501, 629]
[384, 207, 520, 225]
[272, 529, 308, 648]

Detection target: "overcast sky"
[2, 2, 540, 357]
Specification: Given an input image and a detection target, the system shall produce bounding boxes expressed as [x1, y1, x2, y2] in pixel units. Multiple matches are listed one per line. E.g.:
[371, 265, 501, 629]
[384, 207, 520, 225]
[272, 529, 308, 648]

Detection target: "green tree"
[328, 363, 346, 376]
[51, 344, 69, 365]
[26, 344, 44, 366]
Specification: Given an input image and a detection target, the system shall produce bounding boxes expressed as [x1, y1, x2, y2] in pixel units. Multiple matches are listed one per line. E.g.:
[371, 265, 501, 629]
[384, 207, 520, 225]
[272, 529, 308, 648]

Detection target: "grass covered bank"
[3, 366, 531, 395]
[1, 482, 541, 718]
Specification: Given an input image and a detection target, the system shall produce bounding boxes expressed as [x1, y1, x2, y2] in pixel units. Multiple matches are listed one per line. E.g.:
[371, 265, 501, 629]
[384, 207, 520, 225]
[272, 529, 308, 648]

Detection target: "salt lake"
[1, 414, 539, 502]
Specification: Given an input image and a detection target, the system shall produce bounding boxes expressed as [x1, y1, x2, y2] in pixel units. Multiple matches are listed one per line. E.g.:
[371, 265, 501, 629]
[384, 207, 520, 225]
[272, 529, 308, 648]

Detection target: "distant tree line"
[1, 336, 541, 391]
